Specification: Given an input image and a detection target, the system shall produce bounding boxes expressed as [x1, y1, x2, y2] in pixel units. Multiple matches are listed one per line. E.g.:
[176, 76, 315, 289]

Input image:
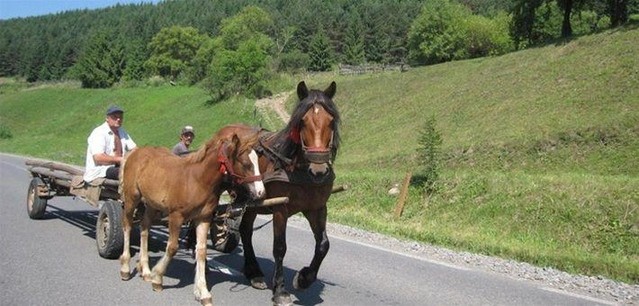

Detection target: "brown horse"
[118, 132, 265, 306]
[216, 81, 340, 306]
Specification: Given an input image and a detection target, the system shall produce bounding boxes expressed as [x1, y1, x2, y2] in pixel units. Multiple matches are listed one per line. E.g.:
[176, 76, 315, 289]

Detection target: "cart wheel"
[27, 177, 48, 219]
[96, 200, 124, 259]
[210, 216, 241, 253]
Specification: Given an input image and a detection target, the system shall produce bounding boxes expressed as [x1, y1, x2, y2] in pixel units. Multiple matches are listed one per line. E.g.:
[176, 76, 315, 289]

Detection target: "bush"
[416, 116, 443, 194]
[277, 49, 310, 73]
[0, 123, 13, 139]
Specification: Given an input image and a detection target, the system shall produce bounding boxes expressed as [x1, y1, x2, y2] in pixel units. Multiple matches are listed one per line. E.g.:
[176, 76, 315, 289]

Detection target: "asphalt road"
[0, 153, 616, 306]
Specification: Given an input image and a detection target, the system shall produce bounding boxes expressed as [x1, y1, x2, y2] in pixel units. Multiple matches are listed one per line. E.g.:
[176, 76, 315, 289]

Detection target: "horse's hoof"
[142, 274, 152, 282]
[152, 282, 163, 292]
[250, 277, 268, 290]
[293, 267, 316, 290]
[120, 271, 131, 281]
[200, 297, 213, 306]
[272, 293, 293, 306]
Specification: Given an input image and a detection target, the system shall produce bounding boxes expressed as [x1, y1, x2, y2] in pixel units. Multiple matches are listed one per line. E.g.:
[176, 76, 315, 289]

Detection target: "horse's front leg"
[193, 220, 213, 306]
[239, 211, 267, 289]
[150, 213, 183, 291]
[294, 207, 329, 290]
[271, 209, 292, 306]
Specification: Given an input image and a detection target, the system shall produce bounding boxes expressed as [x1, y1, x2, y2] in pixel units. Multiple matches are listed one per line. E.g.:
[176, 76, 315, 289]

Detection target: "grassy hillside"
[1, 26, 637, 283]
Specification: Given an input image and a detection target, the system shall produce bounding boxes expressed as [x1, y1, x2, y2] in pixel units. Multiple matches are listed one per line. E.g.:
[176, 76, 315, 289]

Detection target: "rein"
[217, 142, 262, 185]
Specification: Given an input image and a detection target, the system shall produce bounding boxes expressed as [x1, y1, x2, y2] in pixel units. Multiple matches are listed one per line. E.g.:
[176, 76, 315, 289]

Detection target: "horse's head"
[289, 81, 340, 177]
[218, 134, 265, 199]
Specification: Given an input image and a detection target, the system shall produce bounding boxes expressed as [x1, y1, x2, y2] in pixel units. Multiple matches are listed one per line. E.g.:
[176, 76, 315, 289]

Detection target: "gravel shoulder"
[314, 217, 638, 305]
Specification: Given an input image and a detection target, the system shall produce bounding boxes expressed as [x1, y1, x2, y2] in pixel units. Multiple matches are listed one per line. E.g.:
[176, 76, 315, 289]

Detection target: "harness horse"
[216, 81, 340, 306]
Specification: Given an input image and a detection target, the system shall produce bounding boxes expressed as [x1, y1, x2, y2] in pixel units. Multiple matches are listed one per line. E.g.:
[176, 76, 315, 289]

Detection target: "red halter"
[217, 142, 262, 184]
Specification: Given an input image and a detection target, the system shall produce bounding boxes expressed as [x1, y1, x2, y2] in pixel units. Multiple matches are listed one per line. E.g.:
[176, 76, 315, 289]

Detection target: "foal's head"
[219, 134, 265, 199]
[288, 81, 340, 176]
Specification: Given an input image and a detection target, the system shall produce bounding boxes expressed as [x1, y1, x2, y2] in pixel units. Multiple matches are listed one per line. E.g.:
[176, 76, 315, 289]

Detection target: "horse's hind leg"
[150, 213, 183, 291]
[193, 220, 213, 306]
[294, 207, 330, 290]
[119, 192, 139, 280]
[239, 211, 267, 290]
[138, 205, 156, 282]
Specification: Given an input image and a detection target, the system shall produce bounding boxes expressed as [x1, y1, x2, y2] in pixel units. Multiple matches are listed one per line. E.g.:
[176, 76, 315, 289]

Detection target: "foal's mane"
[271, 88, 341, 161]
[183, 132, 260, 164]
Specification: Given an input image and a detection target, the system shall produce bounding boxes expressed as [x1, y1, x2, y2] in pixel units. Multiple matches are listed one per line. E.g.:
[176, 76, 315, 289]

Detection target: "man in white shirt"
[83, 105, 137, 182]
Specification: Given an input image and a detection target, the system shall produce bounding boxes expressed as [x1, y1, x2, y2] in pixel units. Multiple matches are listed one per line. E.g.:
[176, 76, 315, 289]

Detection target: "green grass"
[1, 25, 638, 283]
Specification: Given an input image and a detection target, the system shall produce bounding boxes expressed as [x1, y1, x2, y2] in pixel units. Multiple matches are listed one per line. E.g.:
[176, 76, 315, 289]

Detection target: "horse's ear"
[297, 81, 309, 100]
[231, 134, 241, 152]
[324, 81, 336, 99]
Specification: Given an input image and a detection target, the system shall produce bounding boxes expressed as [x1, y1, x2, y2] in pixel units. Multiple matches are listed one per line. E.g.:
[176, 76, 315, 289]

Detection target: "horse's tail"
[118, 150, 131, 201]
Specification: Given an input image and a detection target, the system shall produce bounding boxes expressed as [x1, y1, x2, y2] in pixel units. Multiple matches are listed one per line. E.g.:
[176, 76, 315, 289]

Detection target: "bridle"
[288, 103, 335, 165]
[217, 142, 262, 185]
[300, 130, 334, 164]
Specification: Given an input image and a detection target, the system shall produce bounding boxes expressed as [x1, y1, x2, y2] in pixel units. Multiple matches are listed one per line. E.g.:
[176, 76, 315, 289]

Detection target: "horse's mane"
[184, 132, 260, 163]
[270, 89, 341, 161]
[183, 136, 221, 163]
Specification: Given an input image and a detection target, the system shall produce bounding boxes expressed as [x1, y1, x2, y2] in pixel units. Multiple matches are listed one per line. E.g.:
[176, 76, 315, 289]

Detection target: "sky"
[0, 0, 160, 20]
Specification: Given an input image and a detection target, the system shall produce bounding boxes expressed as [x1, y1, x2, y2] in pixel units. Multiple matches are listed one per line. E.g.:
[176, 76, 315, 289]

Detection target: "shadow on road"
[41, 203, 329, 304]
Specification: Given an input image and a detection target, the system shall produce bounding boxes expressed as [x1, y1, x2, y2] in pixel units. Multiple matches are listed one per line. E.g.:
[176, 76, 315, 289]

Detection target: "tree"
[204, 6, 275, 101]
[559, 0, 575, 37]
[407, 0, 472, 65]
[609, 0, 629, 26]
[308, 29, 334, 71]
[145, 26, 207, 81]
[510, 0, 545, 48]
[343, 16, 366, 65]
[207, 39, 270, 100]
[70, 30, 125, 88]
[416, 116, 443, 194]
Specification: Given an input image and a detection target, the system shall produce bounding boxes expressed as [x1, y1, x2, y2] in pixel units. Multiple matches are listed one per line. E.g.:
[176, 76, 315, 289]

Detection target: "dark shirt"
[172, 142, 189, 156]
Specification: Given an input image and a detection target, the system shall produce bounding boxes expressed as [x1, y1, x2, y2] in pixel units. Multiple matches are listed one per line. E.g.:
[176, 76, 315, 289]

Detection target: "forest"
[0, 0, 636, 99]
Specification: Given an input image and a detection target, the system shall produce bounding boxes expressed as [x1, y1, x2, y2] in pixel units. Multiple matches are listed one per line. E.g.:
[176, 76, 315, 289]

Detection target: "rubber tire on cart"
[96, 200, 124, 259]
[27, 177, 48, 219]
[210, 216, 241, 253]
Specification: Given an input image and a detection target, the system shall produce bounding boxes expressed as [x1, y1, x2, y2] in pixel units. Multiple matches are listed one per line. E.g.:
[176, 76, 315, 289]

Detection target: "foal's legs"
[137, 206, 157, 282]
[294, 207, 330, 290]
[150, 212, 184, 291]
[193, 220, 213, 306]
[119, 194, 139, 280]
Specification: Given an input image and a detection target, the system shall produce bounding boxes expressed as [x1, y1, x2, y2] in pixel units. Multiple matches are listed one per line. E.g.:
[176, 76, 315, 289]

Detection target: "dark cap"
[106, 105, 124, 115]
[181, 125, 195, 135]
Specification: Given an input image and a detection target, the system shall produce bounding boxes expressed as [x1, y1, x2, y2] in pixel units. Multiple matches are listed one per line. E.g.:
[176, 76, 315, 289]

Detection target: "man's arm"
[93, 153, 122, 165]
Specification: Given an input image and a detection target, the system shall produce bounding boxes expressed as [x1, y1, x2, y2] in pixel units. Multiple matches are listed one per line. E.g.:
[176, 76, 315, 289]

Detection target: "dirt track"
[255, 91, 292, 124]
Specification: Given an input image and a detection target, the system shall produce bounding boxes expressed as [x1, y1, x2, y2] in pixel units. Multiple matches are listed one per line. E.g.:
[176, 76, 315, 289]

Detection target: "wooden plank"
[28, 166, 74, 182]
[253, 196, 288, 207]
[332, 184, 348, 193]
[25, 159, 84, 175]
[393, 172, 412, 219]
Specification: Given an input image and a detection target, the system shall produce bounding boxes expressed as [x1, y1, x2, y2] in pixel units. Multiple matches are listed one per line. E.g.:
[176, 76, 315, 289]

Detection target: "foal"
[119, 133, 264, 306]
